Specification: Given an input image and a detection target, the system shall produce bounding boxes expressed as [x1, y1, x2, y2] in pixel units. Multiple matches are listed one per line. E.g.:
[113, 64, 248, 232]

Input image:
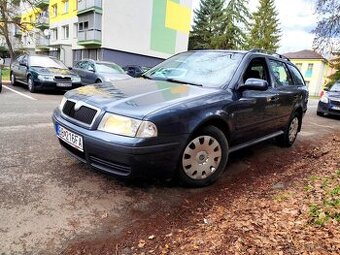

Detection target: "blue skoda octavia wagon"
[53, 50, 308, 186]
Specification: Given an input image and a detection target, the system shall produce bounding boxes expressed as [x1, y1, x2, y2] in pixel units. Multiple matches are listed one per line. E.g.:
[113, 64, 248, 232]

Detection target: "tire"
[27, 75, 37, 93]
[317, 111, 324, 117]
[277, 112, 300, 147]
[179, 126, 229, 187]
[10, 72, 17, 86]
[0, 82, 2, 93]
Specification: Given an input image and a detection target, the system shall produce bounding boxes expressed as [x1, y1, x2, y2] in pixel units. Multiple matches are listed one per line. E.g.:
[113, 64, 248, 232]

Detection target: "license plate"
[56, 124, 84, 152]
[331, 106, 340, 111]
[57, 82, 72, 87]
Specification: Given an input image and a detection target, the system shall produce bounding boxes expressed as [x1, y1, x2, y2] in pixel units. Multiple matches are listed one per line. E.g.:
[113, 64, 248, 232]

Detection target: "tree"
[0, 0, 38, 61]
[247, 0, 281, 53]
[313, 0, 340, 52]
[212, 0, 250, 49]
[189, 0, 225, 50]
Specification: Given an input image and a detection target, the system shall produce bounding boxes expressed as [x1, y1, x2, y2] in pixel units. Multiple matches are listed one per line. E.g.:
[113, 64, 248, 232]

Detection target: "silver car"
[72, 59, 131, 85]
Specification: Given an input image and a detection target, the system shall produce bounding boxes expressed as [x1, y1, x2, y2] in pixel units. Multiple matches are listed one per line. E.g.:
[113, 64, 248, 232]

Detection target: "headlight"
[59, 96, 67, 111]
[72, 76, 81, 83]
[98, 113, 158, 138]
[320, 95, 329, 103]
[38, 75, 54, 81]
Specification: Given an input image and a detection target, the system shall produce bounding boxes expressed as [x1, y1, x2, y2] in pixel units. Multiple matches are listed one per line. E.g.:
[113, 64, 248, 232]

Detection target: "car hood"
[99, 73, 131, 81]
[31, 67, 77, 77]
[327, 91, 340, 101]
[65, 79, 219, 119]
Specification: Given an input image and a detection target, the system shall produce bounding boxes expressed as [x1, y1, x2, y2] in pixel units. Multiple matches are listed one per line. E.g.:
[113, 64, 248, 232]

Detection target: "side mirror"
[88, 66, 95, 72]
[240, 78, 269, 91]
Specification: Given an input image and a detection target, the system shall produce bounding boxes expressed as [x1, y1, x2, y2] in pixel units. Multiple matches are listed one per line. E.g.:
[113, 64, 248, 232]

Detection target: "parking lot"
[0, 83, 340, 254]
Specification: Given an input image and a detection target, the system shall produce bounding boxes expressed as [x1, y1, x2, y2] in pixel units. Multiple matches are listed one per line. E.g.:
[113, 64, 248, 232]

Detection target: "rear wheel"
[27, 76, 37, 93]
[277, 113, 300, 147]
[179, 126, 229, 187]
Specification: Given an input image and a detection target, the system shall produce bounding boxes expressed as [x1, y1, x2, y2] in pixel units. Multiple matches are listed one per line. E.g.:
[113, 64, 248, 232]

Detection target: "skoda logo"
[74, 101, 83, 111]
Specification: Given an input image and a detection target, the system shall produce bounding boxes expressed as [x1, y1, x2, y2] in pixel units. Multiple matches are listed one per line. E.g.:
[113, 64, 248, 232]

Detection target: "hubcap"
[288, 117, 299, 143]
[182, 135, 222, 180]
[11, 74, 14, 84]
[28, 78, 32, 90]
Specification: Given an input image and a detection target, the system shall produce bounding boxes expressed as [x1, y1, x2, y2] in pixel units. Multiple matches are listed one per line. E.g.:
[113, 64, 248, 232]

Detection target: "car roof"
[187, 49, 292, 64]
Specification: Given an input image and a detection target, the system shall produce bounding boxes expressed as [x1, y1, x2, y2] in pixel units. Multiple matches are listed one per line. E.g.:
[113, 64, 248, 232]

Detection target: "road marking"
[0, 123, 52, 132]
[3, 85, 37, 101]
[309, 121, 335, 129]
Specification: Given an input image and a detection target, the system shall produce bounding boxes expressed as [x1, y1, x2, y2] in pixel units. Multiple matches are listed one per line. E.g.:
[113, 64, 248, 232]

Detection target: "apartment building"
[284, 50, 330, 96]
[17, 0, 193, 67]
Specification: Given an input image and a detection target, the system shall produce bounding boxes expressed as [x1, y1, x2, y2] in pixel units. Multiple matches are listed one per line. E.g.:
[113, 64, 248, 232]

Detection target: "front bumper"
[52, 108, 189, 179]
[34, 80, 82, 90]
[317, 101, 340, 116]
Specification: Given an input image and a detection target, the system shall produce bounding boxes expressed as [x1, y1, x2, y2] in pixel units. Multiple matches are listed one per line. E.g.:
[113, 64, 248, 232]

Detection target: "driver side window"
[243, 58, 269, 84]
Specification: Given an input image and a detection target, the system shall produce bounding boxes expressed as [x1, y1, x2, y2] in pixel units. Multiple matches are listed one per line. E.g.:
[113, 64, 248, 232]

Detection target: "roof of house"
[283, 50, 326, 61]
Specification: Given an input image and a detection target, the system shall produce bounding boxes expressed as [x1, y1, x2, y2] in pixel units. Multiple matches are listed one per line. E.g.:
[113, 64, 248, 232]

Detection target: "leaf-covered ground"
[131, 136, 340, 255]
[63, 134, 339, 255]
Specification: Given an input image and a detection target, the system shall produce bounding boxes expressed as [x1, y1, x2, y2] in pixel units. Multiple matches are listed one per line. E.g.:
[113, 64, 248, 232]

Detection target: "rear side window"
[287, 64, 305, 85]
[269, 60, 293, 86]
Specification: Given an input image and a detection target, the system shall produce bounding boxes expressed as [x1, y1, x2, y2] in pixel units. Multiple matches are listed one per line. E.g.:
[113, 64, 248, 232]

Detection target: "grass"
[1, 67, 10, 81]
[307, 170, 340, 226]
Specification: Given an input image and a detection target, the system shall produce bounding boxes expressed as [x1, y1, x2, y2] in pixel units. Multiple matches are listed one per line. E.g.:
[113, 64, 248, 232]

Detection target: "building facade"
[284, 50, 330, 96]
[16, 0, 192, 67]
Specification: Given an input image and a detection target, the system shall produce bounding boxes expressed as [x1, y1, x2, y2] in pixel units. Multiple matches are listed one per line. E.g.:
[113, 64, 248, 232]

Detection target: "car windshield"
[29, 56, 67, 69]
[144, 51, 244, 87]
[96, 63, 125, 74]
[330, 82, 340, 92]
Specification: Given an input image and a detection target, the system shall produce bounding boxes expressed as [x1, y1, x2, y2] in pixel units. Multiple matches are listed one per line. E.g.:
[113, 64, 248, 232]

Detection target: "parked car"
[317, 81, 340, 117]
[10, 55, 82, 93]
[72, 59, 131, 84]
[123, 65, 150, 77]
[53, 50, 308, 187]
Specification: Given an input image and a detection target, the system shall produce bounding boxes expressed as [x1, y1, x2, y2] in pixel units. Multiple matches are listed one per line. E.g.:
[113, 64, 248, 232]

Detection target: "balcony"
[36, 16, 49, 30]
[77, 0, 102, 15]
[78, 29, 101, 45]
[36, 36, 50, 49]
[36, 0, 49, 9]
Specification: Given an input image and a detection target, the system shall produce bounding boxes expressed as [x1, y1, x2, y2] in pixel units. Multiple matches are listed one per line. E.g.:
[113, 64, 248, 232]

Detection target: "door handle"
[268, 96, 279, 103]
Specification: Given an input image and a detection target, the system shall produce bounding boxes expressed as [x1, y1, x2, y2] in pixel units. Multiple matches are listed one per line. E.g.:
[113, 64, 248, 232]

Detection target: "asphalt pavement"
[0, 83, 339, 255]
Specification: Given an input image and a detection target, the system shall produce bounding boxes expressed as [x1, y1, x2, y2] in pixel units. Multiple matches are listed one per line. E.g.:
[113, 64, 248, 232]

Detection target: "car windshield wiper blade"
[141, 74, 153, 80]
[165, 78, 203, 87]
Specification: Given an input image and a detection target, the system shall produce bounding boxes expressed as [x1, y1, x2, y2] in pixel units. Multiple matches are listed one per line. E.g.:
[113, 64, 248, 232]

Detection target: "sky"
[191, 0, 318, 54]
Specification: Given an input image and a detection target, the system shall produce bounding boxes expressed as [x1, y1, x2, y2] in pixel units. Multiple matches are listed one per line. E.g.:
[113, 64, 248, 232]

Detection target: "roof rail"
[272, 53, 291, 62]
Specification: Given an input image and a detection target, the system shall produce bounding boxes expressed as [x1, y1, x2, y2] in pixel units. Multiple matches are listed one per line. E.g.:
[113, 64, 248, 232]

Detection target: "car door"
[268, 59, 302, 128]
[11, 56, 22, 80]
[232, 57, 280, 144]
[73, 61, 90, 84]
[17, 55, 28, 83]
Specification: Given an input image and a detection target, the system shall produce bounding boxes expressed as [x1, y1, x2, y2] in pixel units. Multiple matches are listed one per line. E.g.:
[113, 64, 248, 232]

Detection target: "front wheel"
[11, 73, 17, 86]
[179, 126, 229, 187]
[27, 76, 37, 93]
[277, 113, 300, 147]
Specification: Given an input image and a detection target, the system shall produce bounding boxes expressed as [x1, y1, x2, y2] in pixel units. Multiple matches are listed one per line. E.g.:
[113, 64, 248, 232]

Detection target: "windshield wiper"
[141, 74, 153, 80]
[165, 78, 203, 87]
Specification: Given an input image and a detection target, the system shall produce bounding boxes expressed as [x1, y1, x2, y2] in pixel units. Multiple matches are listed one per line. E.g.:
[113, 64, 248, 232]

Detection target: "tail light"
[320, 90, 324, 97]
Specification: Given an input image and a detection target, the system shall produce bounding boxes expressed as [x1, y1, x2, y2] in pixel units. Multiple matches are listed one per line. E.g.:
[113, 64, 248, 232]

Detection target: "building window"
[78, 21, 89, 31]
[52, 4, 58, 17]
[63, 0, 69, 14]
[295, 63, 302, 70]
[62, 25, 69, 39]
[52, 28, 58, 41]
[305, 63, 313, 78]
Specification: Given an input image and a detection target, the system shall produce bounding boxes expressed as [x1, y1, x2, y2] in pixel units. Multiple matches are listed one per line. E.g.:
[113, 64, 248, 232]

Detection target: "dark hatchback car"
[11, 55, 82, 93]
[72, 59, 130, 84]
[53, 50, 308, 187]
[317, 82, 340, 117]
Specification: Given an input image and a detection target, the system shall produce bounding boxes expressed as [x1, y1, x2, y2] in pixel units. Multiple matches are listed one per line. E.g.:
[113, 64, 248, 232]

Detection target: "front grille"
[330, 99, 340, 106]
[62, 100, 97, 125]
[55, 76, 72, 82]
[89, 155, 131, 176]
